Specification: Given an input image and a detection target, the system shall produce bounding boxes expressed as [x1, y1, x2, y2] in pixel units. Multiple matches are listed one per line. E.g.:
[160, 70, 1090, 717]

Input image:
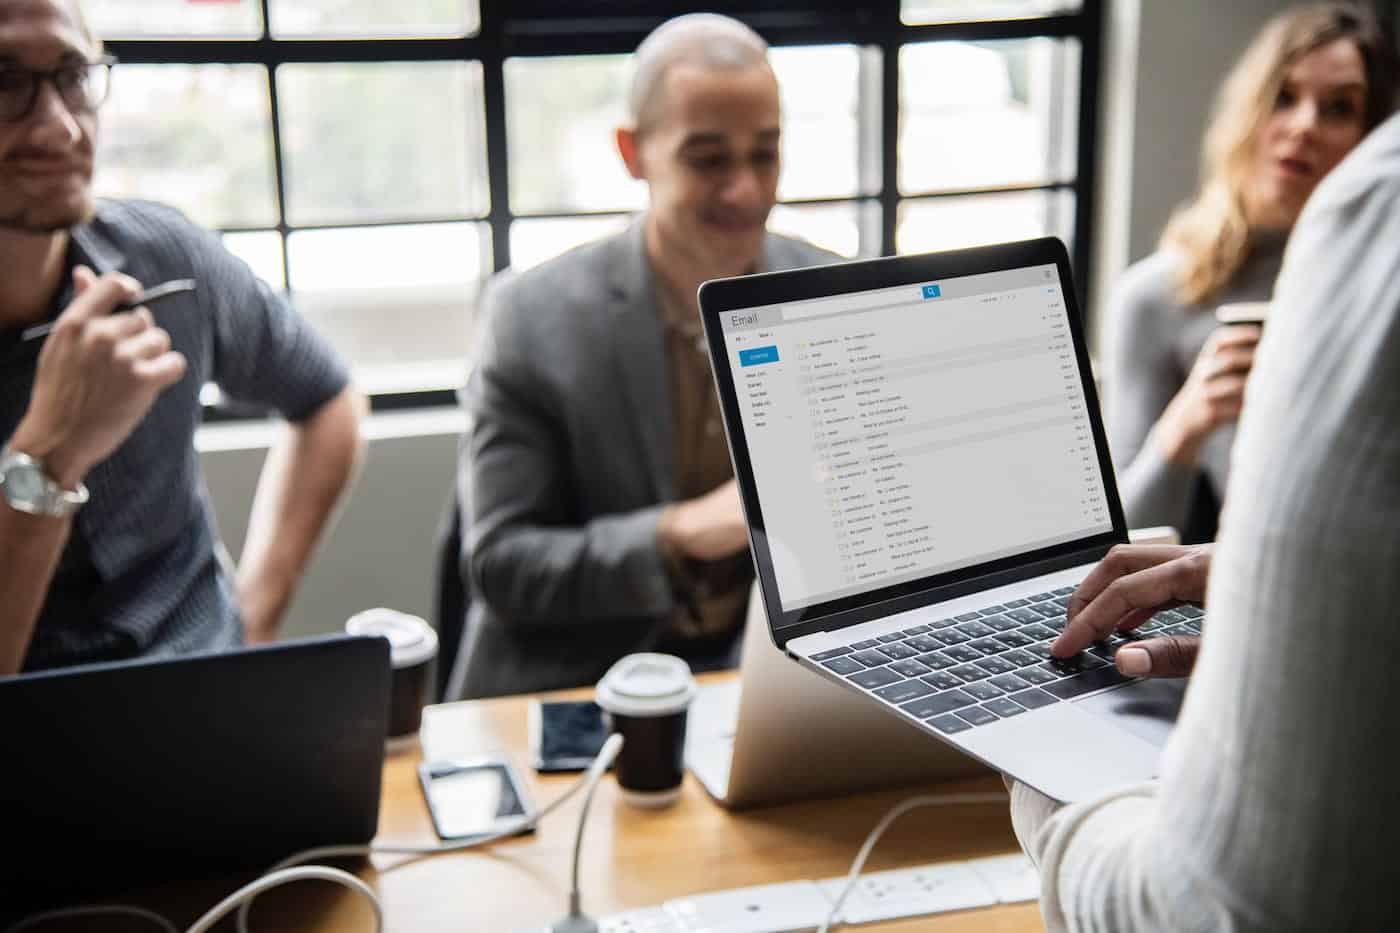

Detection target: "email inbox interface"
[724, 265, 1112, 612]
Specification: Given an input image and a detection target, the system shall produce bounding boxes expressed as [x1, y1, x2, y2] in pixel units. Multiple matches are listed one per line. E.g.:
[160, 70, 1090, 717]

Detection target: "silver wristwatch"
[0, 444, 89, 517]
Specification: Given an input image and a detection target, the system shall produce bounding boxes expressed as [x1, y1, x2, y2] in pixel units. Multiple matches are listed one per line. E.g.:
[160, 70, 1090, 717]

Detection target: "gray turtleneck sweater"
[1104, 230, 1288, 537]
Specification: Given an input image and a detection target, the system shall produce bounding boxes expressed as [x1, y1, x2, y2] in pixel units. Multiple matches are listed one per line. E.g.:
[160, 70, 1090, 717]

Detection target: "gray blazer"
[451, 220, 837, 699]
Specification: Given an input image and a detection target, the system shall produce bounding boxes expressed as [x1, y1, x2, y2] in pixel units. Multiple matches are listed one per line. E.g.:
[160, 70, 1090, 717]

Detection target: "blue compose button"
[739, 345, 780, 367]
[922, 283, 942, 300]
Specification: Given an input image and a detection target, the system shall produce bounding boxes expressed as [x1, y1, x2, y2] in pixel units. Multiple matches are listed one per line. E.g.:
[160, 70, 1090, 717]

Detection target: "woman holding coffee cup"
[1106, 4, 1395, 541]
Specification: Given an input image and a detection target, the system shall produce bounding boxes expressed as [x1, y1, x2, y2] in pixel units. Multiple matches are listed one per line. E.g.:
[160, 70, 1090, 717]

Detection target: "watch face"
[6, 462, 44, 502]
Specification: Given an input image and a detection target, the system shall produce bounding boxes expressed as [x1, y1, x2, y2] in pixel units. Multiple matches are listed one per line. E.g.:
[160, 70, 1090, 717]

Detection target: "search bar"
[781, 285, 931, 322]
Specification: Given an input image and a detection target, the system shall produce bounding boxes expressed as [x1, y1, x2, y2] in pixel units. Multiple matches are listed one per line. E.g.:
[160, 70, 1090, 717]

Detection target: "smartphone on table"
[529, 699, 609, 773]
[418, 755, 536, 842]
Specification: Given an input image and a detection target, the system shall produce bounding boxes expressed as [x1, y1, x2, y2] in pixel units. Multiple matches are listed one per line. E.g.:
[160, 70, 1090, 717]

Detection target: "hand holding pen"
[7, 267, 192, 491]
[20, 277, 196, 343]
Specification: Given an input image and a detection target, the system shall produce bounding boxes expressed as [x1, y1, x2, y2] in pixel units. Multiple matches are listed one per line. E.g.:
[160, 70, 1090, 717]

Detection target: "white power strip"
[590, 852, 1038, 933]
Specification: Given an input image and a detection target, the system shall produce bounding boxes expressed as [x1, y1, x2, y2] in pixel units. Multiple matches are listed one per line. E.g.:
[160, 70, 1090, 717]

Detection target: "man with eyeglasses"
[0, 0, 365, 675]
[452, 14, 838, 698]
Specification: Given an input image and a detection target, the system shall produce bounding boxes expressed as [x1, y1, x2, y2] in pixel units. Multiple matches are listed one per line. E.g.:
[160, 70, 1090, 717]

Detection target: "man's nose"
[28, 80, 84, 147]
[721, 165, 764, 209]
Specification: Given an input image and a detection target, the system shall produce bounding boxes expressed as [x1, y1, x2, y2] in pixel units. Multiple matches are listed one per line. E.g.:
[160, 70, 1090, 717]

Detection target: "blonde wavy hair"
[1161, 4, 1396, 306]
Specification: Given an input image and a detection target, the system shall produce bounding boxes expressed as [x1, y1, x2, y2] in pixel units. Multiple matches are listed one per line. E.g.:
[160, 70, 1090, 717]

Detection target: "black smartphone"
[528, 699, 609, 772]
[418, 756, 536, 842]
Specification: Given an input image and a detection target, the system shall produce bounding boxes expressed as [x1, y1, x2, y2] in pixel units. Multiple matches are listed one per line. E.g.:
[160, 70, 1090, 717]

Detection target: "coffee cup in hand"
[595, 653, 697, 808]
[345, 609, 438, 742]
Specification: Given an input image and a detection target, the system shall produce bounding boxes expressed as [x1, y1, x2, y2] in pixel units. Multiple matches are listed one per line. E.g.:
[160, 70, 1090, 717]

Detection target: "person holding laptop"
[0, 0, 364, 675]
[1019, 111, 1400, 930]
[453, 14, 835, 699]
[1106, 4, 1394, 542]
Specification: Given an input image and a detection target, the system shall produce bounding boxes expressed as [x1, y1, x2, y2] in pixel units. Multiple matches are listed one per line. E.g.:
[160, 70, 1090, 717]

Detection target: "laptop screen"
[714, 253, 1115, 618]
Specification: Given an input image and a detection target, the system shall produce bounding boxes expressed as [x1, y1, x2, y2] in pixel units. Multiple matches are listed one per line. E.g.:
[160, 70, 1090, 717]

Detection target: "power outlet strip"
[588, 852, 1038, 932]
[599, 907, 691, 933]
[817, 861, 995, 925]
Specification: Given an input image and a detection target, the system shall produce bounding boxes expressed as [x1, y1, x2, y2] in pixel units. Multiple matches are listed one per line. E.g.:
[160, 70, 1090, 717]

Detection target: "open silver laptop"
[686, 582, 987, 809]
[699, 238, 1188, 803]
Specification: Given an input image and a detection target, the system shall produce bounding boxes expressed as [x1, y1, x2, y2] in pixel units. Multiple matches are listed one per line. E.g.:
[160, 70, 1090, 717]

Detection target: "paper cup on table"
[595, 653, 697, 808]
[346, 609, 438, 742]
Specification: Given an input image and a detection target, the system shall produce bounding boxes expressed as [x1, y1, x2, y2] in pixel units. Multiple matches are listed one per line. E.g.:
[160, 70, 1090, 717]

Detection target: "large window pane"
[278, 62, 488, 226]
[95, 65, 278, 229]
[770, 45, 869, 201]
[85, 0, 262, 39]
[505, 56, 643, 214]
[896, 189, 1074, 254]
[223, 231, 286, 292]
[270, 0, 480, 38]
[902, 0, 1080, 25]
[768, 201, 872, 259]
[900, 39, 1079, 194]
[505, 46, 871, 214]
[509, 215, 633, 273]
[287, 224, 488, 392]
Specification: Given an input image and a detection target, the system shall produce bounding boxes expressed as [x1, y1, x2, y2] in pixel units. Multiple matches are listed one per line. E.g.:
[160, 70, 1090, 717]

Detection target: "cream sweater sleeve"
[1011, 114, 1400, 933]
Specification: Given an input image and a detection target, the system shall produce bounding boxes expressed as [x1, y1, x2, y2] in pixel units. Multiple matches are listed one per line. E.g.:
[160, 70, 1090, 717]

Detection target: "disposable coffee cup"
[346, 609, 438, 741]
[595, 653, 697, 808]
[1215, 301, 1271, 327]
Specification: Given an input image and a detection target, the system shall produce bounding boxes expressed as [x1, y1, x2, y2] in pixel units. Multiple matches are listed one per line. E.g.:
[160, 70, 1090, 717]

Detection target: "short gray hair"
[627, 13, 770, 133]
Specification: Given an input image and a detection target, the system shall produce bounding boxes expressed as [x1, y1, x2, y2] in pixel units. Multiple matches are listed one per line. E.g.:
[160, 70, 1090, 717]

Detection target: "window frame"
[103, 0, 1103, 418]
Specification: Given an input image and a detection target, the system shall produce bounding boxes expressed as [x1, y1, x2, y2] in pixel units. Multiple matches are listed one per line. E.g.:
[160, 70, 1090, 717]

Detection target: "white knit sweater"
[1010, 113, 1400, 932]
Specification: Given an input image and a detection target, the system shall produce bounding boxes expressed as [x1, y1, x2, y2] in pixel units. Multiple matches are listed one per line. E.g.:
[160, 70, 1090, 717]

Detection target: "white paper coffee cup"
[346, 609, 438, 739]
[595, 653, 697, 808]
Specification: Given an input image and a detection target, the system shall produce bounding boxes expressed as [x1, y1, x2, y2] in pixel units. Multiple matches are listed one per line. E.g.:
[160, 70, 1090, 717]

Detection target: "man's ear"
[616, 126, 646, 181]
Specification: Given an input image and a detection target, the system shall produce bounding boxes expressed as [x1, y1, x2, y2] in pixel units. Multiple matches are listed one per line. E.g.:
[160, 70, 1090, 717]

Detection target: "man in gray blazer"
[451, 14, 838, 698]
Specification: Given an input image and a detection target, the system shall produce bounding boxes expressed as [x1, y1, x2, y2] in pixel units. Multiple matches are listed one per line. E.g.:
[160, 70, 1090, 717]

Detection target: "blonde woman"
[1107, 3, 1395, 541]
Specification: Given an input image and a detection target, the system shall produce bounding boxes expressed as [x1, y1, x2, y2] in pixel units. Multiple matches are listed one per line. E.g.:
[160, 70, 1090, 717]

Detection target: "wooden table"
[36, 677, 1044, 932]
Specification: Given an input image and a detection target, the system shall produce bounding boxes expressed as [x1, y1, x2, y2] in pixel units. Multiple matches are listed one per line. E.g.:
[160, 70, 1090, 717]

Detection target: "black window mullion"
[255, 0, 293, 293]
[1071, 0, 1103, 316]
[480, 0, 512, 273]
[266, 72, 293, 291]
[879, 33, 900, 257]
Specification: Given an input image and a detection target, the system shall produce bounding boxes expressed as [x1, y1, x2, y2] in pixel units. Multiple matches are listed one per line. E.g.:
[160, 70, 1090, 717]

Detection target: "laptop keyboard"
[812, 587, 1205, 736]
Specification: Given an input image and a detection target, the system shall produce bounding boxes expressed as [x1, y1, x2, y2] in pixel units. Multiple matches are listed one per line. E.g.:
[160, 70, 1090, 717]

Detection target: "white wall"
[202, 0, 1305, 643]
[200, 411, 462, 641]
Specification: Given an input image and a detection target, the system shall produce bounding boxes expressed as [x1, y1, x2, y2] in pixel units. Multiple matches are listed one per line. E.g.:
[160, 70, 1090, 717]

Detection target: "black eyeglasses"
[0, 55, 116, 124]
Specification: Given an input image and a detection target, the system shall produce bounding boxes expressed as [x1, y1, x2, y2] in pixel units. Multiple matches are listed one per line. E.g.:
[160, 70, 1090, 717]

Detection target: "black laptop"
[1, 634, 390, 901]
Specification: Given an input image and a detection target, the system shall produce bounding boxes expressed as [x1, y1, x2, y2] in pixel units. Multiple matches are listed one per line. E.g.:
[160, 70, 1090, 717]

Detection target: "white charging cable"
[188, 866, 381, 933]
[233, 733, 625, 933]
[5, 735, 625, 933]
[816, 791, 1010, 933]
[5, 905, 178, 933]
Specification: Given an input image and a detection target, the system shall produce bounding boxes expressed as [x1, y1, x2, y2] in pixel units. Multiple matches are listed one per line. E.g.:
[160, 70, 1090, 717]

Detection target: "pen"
[20, 278, 198, 343]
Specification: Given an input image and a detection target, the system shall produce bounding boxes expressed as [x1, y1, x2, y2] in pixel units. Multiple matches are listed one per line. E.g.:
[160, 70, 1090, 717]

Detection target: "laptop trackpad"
[1076, 678, 1186, 749]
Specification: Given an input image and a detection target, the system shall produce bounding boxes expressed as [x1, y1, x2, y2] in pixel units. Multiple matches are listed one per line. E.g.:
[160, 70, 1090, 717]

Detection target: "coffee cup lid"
[346, 609, 438, 668]
[595, 653, 696, 718]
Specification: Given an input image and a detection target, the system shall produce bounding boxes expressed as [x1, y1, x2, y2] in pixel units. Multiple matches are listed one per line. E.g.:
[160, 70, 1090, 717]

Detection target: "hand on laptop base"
[1053, 544, 1211, 678]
